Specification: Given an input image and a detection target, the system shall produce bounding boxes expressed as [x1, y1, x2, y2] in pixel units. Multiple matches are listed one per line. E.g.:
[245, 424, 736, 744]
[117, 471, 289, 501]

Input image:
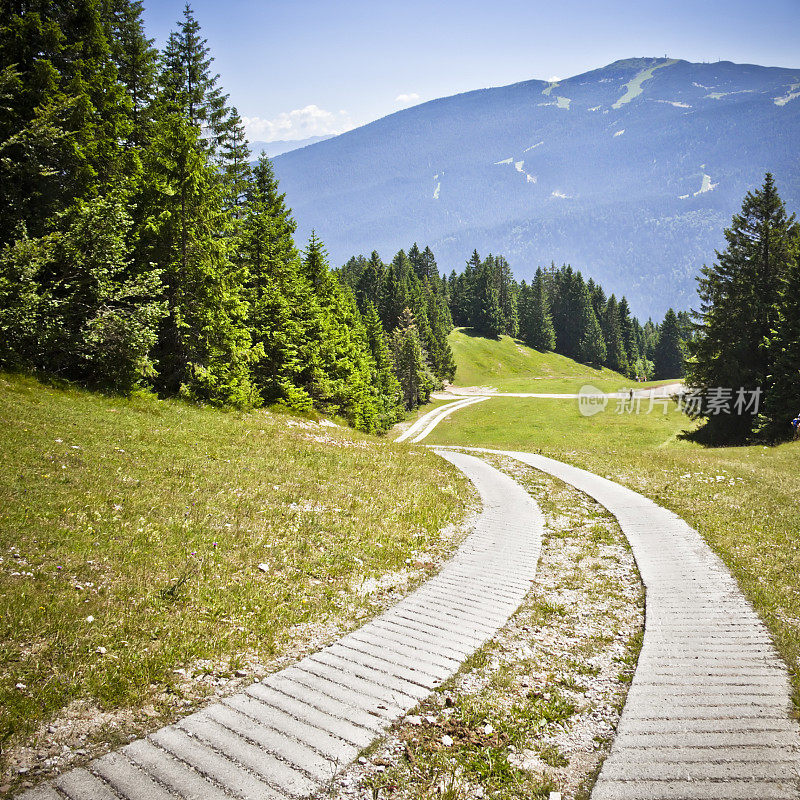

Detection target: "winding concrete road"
[19, 394, 800, 800]
[396, 384, 685, 444]
[394, 396, 490, 443]
[18, 453, 543, 800]
[446, 446, 800, 800]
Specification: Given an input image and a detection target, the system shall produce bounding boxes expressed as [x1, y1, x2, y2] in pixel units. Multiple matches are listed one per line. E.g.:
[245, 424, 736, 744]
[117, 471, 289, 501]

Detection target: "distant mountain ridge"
[251, 135, 333, 159]
[272, 57, 800, 318]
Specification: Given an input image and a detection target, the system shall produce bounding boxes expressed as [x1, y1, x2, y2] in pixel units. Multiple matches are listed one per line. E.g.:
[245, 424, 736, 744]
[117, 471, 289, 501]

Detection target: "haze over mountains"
[272, 58, 800, 318]
[250, 135, 333, 159]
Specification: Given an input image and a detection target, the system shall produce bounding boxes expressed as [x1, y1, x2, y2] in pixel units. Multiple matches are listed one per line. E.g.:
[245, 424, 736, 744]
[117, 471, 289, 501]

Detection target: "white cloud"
[242, 105, 354, 142]
[548, 75, 562, 83]
[395, 92, 420, 105]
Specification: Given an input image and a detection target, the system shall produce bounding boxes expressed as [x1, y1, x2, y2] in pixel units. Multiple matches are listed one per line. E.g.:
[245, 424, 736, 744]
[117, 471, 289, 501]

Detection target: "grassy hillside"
[426, 397, 800, 706]
[0, 374, 469, 789]
[449, 328, 641, 392]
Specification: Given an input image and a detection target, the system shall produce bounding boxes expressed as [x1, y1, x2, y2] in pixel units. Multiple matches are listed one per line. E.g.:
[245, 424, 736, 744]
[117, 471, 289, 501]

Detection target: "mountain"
[272, 58, 800, 318]
[251, 135, 333, 159]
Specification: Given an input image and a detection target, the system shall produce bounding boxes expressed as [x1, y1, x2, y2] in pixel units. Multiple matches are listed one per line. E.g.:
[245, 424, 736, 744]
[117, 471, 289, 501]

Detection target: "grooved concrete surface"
[460, 447, 800, 800]
[18, 451, 542, 800]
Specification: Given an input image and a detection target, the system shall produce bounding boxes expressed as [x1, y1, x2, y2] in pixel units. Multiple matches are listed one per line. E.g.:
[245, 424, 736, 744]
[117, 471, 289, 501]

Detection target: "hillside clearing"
[448, 329, 663, 393]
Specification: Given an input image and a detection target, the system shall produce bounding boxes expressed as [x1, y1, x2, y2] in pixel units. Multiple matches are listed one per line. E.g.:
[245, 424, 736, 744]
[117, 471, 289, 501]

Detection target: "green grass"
[0, 373, 469, 763]
[448, 328, 667, 393]
[355, 457, 642, 800]
[426, 396, 800, 705]
[392, 396, 457, 436]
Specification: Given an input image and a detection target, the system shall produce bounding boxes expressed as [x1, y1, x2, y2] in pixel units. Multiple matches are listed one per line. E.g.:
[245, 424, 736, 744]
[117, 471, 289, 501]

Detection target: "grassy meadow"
[448, 328, 669, 393]
[426, 394, 800, 705]
[0, 373, 470, 769]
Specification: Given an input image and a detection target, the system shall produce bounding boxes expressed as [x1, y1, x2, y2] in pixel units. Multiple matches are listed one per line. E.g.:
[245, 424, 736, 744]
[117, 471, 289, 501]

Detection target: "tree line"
[0, 1, 454, 433]
[0, 1, 691, 434]
[339, 246, 455, 410]
[446, 250, 688, 380]
[686, 173, 800, 442]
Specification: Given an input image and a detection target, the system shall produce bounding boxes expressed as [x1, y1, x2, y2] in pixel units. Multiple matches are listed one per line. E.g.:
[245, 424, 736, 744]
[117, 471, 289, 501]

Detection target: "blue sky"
[142, 0, 800, 142]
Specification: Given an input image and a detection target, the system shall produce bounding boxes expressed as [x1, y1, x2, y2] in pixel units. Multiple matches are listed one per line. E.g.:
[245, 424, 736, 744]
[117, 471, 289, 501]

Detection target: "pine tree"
[0, 192, 166, 393]
[379, 250, 411, 330]
[760, 237, 800, 439]
[617, 297, 640, 377]
[603, 295, 628, 373]
[472, 257, 503, 337]
[578, 285, 607, 365]
[653, 308, 685, 379]
[355, 251, 385, 311]
[452, 251, 481, 327]
[339, 254, 368, 291]
[0, 1, 131, 243]
[494, 255, 518, 336]
[551, 266, 586, 359]
[219, 106, 251, 215]
[138, 112, 257, 405]
[158, 3, 231, 157]
[588, 279, 607, 322]
[525, 268, 556, 350]
[107, 0, 158, 147]
[240, 154, 315, 409]
[362, 301, 402, 426]
[687, 174, 797, 440]
[301, 234, 384, 431]
[391, 308, 436, 409]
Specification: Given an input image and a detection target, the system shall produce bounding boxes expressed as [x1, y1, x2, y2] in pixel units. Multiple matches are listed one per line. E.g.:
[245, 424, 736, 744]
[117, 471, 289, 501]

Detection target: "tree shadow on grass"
[458, 327, 500, 340]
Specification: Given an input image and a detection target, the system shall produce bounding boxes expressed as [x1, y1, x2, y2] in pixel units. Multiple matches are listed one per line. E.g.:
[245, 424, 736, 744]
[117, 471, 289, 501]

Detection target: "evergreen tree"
[603, 295, 628, 373]
[355, 251, 385, 311]
[139, 112, 257, 405]
[577, 285, 607, 365]
[219, 106, 251, 215]
[380, 250, 411, 330]
[0, 1, 131, 243]
[653, 308, 685, 379]
[339, 254, 368, 292]
[158, 3, 230, 157]
[107, 0, 158, 147]
[760, 238, 800, 438]
[301, 234, 384, 431]
[0, 192, 166, 393]
[550, 266, 586, 359]
[617, 297, 640, 377]
[472, 258, 503, 337]
[362, 301, 402, 426]
[687, 174, 797, 440]
[391, 307, 436, 409]
[588, 278, 607, 322]
[451, 251, 480, 327]
[240, 154, 316, 410]
[494, 255, 519, 336]
[523, 268, 556, 350]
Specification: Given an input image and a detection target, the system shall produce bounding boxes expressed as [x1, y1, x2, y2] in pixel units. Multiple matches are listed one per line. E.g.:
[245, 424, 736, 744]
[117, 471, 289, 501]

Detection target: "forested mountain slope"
[274, 57, 800, 317]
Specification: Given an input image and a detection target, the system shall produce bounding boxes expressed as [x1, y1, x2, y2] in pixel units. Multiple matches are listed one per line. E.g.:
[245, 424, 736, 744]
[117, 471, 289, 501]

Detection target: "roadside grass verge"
[448, 329, 670, 393]
[391, 397, 458, 439]
[333, 457, 643, 800]
[0, 372, 470, 790]
[425, 396, 800, 706]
